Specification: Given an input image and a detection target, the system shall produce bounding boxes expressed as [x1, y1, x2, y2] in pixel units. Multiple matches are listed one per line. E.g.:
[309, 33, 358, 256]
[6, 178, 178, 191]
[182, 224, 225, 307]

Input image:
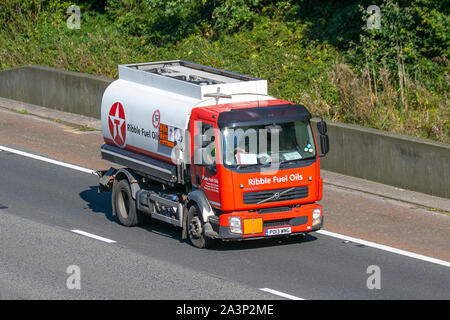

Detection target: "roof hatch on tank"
[118, 60, 268, 100]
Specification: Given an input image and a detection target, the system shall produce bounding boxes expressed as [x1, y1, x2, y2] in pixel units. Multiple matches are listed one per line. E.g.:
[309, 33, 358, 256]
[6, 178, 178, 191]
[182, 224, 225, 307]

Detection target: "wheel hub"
[189, 216, 202, 238]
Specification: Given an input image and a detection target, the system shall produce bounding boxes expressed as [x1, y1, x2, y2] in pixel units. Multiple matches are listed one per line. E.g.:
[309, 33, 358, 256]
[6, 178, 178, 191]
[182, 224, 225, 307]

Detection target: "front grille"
[258, 206, 291, 214]
[243, 186, 308, 205]
[263, 219, 291, 229]
[263, 216, 308, 229]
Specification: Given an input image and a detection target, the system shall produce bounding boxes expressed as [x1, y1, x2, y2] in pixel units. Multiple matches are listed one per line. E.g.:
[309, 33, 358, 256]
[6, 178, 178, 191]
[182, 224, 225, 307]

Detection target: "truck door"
[191, 120, 221, 208]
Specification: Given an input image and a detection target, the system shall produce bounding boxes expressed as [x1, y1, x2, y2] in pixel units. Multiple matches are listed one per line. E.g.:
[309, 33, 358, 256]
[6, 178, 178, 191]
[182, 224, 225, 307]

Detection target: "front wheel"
[187, 205, 216, 249]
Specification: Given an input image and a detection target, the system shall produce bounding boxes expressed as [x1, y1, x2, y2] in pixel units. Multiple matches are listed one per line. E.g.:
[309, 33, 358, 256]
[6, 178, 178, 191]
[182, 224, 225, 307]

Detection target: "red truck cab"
[189, 99, 327, 241]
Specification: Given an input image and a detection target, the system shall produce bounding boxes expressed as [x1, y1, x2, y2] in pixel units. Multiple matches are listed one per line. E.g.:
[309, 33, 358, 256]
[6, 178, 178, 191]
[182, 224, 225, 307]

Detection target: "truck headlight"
[229, 217, 242, 234]
[312, 208, 322, 226]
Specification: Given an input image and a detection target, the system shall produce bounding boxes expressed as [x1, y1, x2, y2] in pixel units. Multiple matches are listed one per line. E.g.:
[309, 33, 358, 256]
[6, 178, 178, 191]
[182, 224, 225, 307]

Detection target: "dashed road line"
[71, 229, 117, 243]
[259, 288, 304, 300]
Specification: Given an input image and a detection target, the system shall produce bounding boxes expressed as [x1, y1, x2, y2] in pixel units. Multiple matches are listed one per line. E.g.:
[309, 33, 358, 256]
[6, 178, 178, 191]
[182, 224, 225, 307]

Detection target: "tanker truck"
[98, 60, 329, 248]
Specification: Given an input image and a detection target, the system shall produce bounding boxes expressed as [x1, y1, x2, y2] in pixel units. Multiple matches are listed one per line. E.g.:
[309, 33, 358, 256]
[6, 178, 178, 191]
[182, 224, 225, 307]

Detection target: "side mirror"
[317, 120, 327, 135]
[312, 116, 329, 157]
[320, 134, 329, 156]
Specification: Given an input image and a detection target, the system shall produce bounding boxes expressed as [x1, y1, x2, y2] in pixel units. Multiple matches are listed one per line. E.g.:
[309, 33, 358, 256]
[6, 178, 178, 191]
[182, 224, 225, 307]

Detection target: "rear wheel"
[113, 179, 144, 227]
[187, 205, 216, 249]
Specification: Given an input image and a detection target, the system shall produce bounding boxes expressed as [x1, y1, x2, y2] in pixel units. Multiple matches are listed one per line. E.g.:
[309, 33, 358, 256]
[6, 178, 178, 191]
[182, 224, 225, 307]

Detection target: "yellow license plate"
[243, 218, 263, 235]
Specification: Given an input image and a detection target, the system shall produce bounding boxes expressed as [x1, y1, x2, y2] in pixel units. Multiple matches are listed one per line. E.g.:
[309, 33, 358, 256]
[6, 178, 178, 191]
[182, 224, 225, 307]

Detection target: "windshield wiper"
[235, 162, 274, 170]
[280, 157, 314, 166]
[236, 163, 264, 170]
[280, 158, 303, 165]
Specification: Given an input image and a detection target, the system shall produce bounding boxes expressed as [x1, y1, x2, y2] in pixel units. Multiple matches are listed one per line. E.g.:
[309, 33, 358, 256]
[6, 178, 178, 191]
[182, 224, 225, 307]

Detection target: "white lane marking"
[259, 288, 304, 300]
[71, 230, 116, 243]
[317, 230, 450, 268]
[0, 145, 96, 175]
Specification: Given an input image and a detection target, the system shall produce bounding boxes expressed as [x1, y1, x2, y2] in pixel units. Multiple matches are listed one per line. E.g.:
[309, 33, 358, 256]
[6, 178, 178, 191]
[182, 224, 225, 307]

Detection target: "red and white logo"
[152, 109, 160, 128]
[108, 102, 126, 147]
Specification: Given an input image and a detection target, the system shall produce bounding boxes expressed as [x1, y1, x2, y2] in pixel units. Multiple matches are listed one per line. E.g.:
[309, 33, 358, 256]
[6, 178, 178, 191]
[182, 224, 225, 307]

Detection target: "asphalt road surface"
[0, 148, 448, 300]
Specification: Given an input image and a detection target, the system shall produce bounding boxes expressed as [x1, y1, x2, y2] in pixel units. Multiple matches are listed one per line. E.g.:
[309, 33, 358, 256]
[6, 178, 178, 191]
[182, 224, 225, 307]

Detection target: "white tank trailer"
[101, 60, 271, 183]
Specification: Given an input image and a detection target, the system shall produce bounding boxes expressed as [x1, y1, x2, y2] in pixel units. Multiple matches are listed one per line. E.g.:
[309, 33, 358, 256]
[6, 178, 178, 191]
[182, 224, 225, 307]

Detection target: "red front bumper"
[217, 203, 323, 240]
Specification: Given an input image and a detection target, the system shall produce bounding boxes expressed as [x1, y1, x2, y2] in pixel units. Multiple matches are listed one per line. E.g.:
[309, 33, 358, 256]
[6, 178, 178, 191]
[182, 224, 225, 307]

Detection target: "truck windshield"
[221, 120, 316, 168]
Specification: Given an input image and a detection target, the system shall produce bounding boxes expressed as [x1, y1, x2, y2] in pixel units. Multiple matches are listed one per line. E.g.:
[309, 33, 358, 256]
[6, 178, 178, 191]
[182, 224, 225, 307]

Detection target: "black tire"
[113, 179, 143, 227]
[187, 205, 216, 249]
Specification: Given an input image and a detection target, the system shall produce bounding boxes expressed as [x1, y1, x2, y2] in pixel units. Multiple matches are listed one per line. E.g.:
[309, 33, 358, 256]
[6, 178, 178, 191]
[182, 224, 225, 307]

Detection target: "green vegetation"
[1, 0, 448, 142]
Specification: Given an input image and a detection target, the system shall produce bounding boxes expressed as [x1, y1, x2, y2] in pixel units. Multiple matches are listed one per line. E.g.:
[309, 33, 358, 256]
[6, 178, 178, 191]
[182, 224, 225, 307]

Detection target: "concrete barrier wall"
[1, 65, 449, 198]
[0, 65, 112, 119]
[312, 120, 449, 198]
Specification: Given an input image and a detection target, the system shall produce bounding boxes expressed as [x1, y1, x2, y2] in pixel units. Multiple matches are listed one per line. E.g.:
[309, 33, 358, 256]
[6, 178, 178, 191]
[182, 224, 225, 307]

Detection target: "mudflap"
[98, 167, 117, 193]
